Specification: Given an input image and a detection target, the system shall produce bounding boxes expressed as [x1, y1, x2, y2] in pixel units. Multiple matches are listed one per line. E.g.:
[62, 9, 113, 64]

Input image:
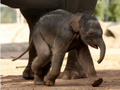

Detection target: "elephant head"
[70, 13, 106, 64]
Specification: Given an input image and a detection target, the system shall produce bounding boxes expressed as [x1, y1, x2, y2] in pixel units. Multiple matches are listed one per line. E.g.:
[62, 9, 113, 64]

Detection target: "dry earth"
[0, 22, 120, 90]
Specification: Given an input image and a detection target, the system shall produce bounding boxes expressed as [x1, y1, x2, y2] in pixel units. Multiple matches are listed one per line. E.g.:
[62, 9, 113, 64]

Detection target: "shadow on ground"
[1, 70, 120, 90]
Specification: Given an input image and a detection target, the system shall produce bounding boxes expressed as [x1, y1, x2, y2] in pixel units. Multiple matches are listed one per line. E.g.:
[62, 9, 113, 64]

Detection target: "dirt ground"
[1, 50, 120, 90]
[1, 23, 120, 90]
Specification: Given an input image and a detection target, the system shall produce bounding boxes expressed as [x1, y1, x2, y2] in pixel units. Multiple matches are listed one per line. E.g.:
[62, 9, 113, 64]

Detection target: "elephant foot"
[90, 77, 103, 87]
[62, 50, 86, 80]
[34, 74, 45, 85]
[44, 76, 55, 86]
[62, 66, 86, 80]
[22, 67, 34, 79]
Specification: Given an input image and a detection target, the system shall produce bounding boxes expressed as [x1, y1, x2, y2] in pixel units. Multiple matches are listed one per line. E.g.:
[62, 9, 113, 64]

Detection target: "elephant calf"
[13, 9, 106, 86]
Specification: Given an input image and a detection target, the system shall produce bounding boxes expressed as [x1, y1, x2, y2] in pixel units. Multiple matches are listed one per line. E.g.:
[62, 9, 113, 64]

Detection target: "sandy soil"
[1, 51, 120, 90]
[1, 23, 120, 90]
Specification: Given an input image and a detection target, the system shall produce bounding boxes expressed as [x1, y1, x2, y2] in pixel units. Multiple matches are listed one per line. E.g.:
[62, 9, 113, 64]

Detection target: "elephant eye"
[87, 31, 94, 37]
[88, 32, 93, 36]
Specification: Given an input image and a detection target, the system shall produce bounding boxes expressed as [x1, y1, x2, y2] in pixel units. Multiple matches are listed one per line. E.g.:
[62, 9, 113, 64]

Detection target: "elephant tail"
[12, 39, 33, 61]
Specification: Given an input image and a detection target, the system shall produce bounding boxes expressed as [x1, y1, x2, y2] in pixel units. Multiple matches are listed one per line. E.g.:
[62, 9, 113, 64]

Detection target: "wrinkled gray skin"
[1, 0, 97, 81]
[18, 9, 105, 86]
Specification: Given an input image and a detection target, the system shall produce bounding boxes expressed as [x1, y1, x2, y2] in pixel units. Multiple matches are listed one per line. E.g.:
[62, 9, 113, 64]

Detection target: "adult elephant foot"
[22, 41, 37, 79]
[89, 77, 103, 87]
[62, 50, 86, 80]
[22, 66, 34, 79]
[62, 66, 86, 79]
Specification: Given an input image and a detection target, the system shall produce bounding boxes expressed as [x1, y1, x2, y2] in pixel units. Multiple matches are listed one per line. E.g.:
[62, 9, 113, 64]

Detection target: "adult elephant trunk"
[97, 38, 106, 64]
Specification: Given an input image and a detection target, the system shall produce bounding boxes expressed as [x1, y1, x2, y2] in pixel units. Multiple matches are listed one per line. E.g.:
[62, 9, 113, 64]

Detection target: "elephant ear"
[69, 13, 83, 32]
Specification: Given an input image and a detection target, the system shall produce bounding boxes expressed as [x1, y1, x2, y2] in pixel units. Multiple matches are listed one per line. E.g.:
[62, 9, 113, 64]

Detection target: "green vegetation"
[94, 0, 120, 21]
[108, 1, 120, 21]
[1, 7, 17, 23]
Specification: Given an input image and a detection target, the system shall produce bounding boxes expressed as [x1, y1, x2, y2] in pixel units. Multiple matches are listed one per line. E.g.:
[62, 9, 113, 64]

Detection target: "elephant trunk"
[97, 39, 106, 64]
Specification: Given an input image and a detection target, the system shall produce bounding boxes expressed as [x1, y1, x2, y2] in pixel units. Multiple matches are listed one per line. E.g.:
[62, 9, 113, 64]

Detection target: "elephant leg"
[32, 58, 51, 85]
[44, 40, 67, 86]
[32, 56, 50, 85]
[34, 61, 51, 84]
[22, 45, 36, 79]
[33, 61, 51, 85]
[31, 30, 51, 85]
[45, 51, 65, 86]
[20, 9, 43, 79]
[62, 49, 86, 79]
[77, 42, 103, 87]
[42, 61, 51, 77]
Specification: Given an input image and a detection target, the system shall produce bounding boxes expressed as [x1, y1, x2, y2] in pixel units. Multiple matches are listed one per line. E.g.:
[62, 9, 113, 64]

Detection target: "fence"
[97, 0, 120, 21]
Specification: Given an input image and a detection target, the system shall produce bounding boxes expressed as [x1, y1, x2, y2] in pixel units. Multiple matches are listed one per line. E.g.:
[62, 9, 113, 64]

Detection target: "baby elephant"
[13, 9, 106, 86]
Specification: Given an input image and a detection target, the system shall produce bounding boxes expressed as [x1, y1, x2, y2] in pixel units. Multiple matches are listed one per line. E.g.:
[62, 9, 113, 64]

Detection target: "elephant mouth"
[90, 44, 98, 49]
[88, 39, 106, 64]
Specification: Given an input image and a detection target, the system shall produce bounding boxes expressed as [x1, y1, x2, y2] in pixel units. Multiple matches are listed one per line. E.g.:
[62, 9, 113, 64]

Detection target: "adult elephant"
[1, 0, 98, 81]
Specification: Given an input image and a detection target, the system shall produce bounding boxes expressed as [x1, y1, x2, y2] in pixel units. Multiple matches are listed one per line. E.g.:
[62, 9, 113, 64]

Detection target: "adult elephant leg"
[22, 44, 36, 79]
[22, 19, 38, 79]
[20, 9, 42, 79]
[62, 49, 86, 79]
